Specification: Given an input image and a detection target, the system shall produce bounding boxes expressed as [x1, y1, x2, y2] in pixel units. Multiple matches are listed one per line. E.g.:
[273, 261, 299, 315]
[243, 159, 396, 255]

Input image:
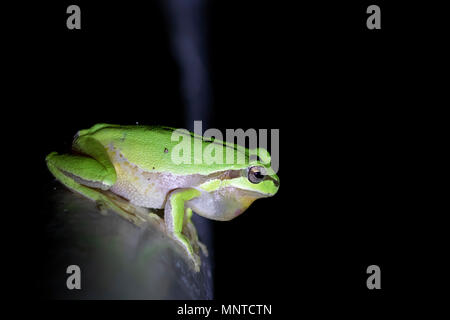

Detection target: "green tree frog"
[46, 124, 279, 270]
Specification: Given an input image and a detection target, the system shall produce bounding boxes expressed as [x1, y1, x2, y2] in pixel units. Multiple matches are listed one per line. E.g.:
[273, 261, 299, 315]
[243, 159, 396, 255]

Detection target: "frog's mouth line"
[243, 188, 274, 199]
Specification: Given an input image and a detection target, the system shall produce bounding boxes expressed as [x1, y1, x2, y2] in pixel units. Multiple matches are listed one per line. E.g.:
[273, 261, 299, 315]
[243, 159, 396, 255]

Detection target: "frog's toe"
[188, 251, 201, 272]
[45, 151, 59, 162]
[95, 200, 109, 215]
[198, 241, 209, 257]
[173, 234, 201, 272]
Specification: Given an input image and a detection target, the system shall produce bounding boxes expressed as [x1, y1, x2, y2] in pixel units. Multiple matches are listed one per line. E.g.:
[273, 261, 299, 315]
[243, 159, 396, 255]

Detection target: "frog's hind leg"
[46, 152, 145, 225]
[46, 152, 115, 191]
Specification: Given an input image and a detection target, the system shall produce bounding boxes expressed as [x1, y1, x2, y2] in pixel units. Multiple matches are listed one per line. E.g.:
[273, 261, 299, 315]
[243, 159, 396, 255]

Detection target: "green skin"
[46, 124, 280, 270]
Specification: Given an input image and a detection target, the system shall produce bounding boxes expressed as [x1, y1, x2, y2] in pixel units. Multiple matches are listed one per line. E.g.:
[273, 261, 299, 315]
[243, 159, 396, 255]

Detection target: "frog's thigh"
[164, 188, 201, 256]
[46, 152, 143, 224]
[46, 152, 116, 191]
[72, 136, 116, 186]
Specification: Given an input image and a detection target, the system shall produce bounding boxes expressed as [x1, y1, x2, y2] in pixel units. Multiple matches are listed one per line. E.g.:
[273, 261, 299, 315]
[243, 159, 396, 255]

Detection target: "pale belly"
[107, 149, 205, 208]
[110, 166, 167, 208]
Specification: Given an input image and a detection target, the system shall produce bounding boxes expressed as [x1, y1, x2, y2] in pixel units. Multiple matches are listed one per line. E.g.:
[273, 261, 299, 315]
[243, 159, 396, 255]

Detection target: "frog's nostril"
[273, 178, 280, 187]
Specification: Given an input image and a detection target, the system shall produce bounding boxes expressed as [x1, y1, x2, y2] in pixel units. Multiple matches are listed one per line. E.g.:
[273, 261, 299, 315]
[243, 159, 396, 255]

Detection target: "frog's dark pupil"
[255, 171, 264, 179]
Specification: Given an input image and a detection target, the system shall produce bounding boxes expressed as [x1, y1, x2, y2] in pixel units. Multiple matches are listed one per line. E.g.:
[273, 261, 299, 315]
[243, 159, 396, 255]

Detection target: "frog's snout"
[271, 175, 280, 188]
[265, 174, 280, 195]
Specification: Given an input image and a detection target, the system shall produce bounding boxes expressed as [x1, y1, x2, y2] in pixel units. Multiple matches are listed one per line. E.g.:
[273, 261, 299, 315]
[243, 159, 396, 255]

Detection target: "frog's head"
[193, 148, 279, 221]
[239, 146, 280, 197]
[229, 164, 280, 199]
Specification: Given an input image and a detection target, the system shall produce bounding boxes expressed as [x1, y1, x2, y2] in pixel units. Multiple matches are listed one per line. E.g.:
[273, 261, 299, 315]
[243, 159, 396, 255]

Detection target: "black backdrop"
[5, 0, 444, 315]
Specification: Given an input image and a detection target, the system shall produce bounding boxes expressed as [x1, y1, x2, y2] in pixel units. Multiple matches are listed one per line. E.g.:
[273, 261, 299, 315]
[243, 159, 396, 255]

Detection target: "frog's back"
[77, 123, 250, 175]
[80, 124, 178, 149]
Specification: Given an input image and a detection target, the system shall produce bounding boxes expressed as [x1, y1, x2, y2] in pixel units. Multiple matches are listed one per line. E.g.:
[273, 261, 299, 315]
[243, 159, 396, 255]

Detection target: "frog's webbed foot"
[183, 209, 209, 257]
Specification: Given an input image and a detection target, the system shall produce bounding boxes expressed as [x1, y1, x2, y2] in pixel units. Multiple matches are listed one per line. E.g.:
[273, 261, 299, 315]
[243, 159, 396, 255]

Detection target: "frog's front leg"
[164, 188, 202, 270]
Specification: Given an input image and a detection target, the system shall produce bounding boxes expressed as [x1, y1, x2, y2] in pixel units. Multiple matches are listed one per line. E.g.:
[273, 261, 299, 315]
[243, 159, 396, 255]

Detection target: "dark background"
[5, 0, 443, 313]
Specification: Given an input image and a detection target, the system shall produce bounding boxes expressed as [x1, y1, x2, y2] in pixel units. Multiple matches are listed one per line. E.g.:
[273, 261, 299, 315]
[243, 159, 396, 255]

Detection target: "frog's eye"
[248, 166, 266, 184]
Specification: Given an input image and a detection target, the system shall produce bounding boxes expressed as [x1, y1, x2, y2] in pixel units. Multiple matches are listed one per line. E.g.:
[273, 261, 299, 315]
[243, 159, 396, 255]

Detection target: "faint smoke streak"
[160, 0, 212, 129]
[159, 0, 214, 273]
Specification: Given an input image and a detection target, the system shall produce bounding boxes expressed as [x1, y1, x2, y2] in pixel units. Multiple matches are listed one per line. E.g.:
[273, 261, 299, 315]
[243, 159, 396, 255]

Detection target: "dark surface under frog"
[38, 183, 213, 299]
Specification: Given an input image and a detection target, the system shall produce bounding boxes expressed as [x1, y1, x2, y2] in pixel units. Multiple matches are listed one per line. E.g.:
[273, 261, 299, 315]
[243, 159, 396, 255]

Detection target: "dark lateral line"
[206, 169, 244, 181]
